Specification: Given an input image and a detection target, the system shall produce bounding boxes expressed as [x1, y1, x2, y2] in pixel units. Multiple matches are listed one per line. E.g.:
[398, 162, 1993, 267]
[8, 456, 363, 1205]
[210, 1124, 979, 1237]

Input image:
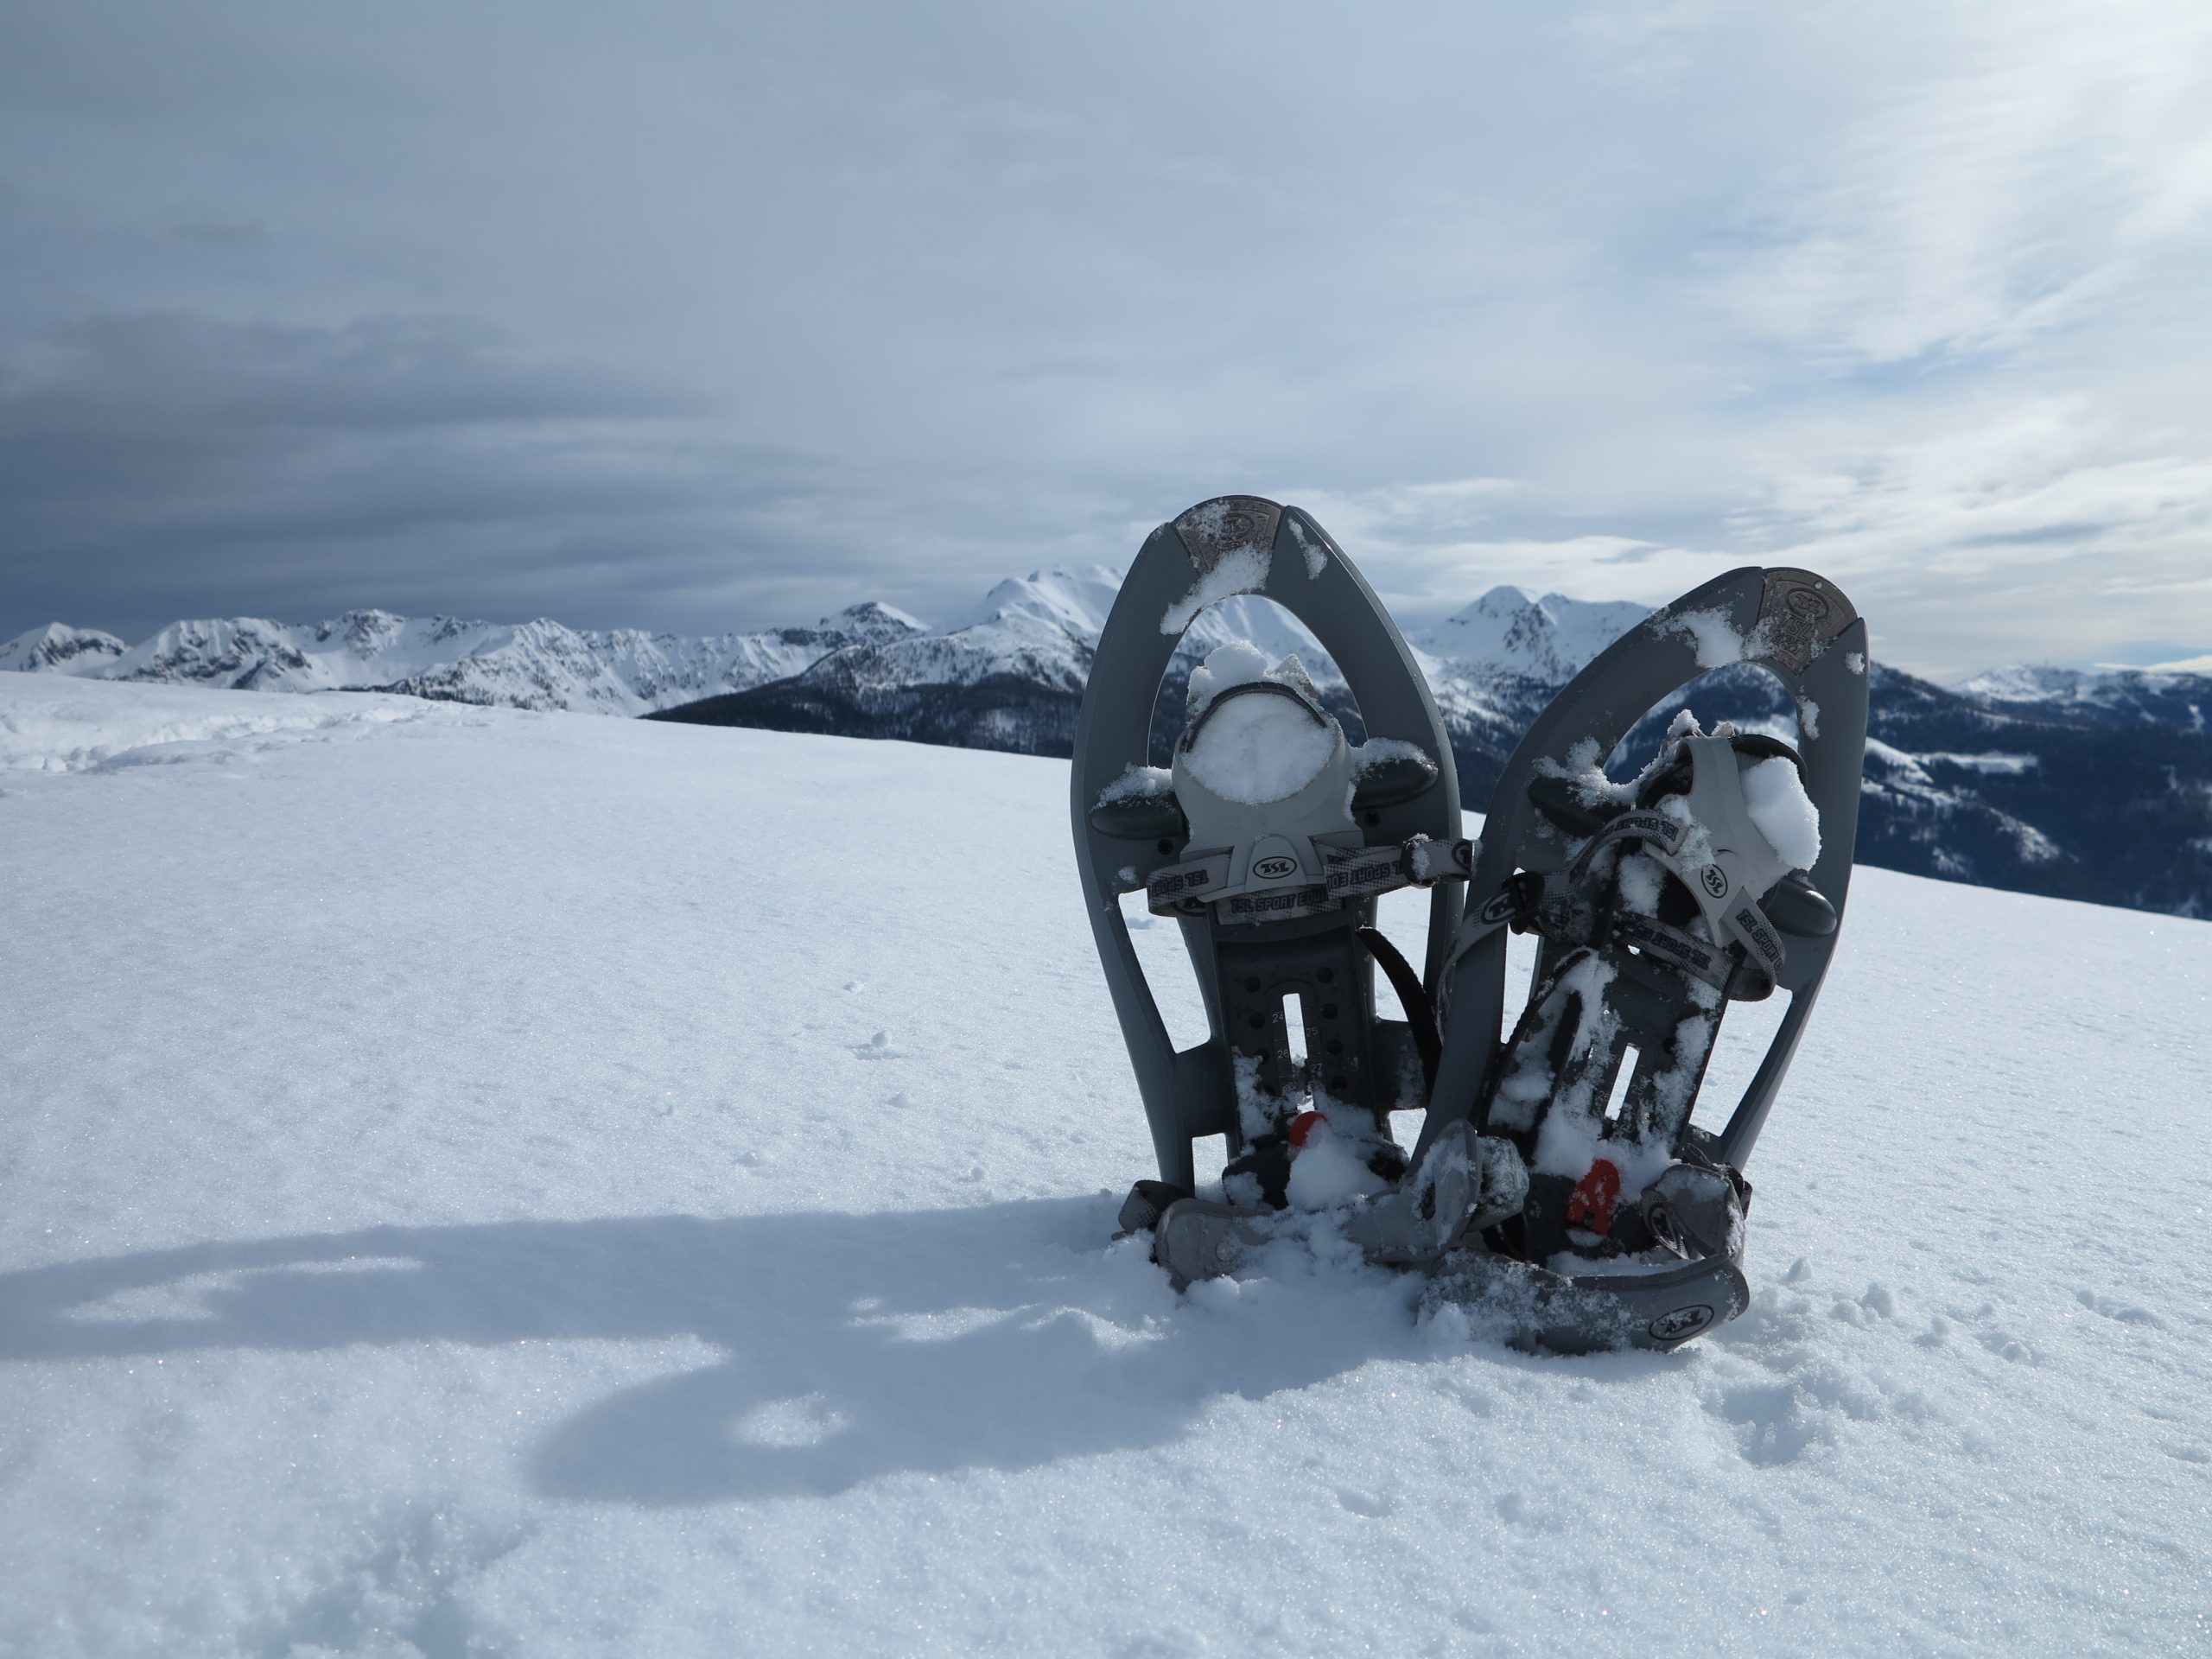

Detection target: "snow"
[1282, 1128, 1389, 1209]
[1181, 692, 1337, 806]
[1923, 751, 2039, 776]
[1094, 762, 1173, 806]
[1347, 735, 1430, 779]
[1, 607, 918, 715]
[1178, 645, 1340, 806]
[0, 677, 454, 772]
[0, 622, 126, 675]
[1284, 516, 1330, 580]
[1182, 639, 1274, 718]
[3, 675, 2210, 1656]
[1742, 754, 1823, 871]
[1413, 587, 1648, 683]
[1161, 547, 1273, 637]
[1656, 605, 1751, 671]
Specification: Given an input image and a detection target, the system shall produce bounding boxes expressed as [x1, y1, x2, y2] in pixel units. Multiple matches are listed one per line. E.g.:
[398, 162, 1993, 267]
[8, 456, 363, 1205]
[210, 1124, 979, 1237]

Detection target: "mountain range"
[9, 575, 2209, 919]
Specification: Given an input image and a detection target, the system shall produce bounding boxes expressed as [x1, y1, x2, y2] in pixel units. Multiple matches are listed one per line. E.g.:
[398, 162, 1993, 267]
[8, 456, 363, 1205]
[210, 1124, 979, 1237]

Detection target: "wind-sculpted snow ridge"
[2, 674, 2206, 1656]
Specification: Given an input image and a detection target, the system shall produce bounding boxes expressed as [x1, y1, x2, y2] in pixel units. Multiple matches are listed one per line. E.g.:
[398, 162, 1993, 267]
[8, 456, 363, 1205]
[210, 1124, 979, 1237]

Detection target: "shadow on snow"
[0, 1195, 1474, 1505]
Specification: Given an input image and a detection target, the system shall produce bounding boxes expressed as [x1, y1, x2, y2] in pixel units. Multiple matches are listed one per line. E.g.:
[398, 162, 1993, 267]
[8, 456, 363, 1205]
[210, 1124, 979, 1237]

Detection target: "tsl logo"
[1253, 855, 1300, 881]
[1648, 1304, 1714, 1343]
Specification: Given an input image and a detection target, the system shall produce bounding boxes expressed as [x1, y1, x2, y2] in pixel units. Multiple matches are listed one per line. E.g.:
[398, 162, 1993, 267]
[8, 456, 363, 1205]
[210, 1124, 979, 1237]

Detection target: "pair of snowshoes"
[1072, 496, 1867, 1352]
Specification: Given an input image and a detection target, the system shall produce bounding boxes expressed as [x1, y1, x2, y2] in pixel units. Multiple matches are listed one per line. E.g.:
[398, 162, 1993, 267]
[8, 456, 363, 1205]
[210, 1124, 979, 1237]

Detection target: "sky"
[3, 2, 2211, 680]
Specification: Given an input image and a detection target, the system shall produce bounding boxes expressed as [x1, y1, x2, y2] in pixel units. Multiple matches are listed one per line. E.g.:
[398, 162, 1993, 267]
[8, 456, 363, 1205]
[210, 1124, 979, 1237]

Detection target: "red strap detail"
[1287, 1110, 1327, 1149]
[1567, 1158, 1622, 1234]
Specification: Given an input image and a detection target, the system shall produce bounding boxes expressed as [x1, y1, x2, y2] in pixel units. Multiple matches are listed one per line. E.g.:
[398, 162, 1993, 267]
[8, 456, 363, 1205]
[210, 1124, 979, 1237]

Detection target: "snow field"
[0, 675, 2207, 1657]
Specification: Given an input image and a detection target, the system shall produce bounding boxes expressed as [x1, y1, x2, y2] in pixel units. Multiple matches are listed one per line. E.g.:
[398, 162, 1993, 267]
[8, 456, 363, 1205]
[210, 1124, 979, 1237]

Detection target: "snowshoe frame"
[1415, 564, 1869, 1173]
[1071, 496, 1465, 1194]
[1408, 566, 1868, 1351]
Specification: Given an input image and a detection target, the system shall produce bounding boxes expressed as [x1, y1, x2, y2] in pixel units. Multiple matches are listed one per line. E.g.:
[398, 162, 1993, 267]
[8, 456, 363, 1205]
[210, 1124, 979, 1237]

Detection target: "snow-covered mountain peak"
[944, 567, 1123, 640]
[1957, 664, 2089, 702]
[1416, 586, 1648, 683]
[315, 608, 416, 652]
[5, 567, 1649, 721]
[1461, 583, 1532, 614]
[0, 622, 127, 675]
[824, 601, 928, 643]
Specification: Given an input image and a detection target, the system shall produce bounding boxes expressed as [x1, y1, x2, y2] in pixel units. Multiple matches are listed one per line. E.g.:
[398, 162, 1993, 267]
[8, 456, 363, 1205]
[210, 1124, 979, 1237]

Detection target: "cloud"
[1706, 2, 2212, 366]
[2, 2, 2209, 671]
[0, 313, 871, 633]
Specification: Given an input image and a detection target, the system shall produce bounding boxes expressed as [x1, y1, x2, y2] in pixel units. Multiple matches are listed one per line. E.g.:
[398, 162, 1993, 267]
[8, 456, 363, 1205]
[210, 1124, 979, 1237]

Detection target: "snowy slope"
[2, 677, 2208, 1658]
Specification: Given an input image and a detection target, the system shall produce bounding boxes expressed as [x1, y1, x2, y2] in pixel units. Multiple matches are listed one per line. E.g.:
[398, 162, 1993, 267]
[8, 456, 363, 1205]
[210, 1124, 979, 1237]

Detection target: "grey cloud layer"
[3, 1, 2209, 671]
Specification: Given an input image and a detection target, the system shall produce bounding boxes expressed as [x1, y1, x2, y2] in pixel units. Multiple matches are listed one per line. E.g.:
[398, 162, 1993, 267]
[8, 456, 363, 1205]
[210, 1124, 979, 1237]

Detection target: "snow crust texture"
[2, 676, 2208, 1658]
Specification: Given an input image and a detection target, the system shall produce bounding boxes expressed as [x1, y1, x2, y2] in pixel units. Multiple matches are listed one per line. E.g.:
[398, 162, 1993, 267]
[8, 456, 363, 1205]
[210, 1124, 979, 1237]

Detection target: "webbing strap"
[1146, 835, 1477, 920]
[1442, 807, 1787, 997]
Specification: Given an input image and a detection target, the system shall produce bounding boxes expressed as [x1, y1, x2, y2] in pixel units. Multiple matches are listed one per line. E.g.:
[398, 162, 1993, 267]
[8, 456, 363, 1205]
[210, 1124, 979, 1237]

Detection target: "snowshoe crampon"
[1071, 496, 1512, 1279]
[1414, 565, 1869, 1352]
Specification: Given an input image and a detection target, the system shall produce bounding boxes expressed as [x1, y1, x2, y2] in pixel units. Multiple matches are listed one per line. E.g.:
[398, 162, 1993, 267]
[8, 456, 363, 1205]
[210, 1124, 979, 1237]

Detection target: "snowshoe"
[1415, 567, 1869, 1352]
[1071, 496, 1516, 1273]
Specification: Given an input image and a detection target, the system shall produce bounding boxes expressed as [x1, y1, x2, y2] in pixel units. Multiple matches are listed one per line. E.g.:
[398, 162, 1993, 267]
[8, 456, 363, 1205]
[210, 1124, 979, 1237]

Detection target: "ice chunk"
[1742, 754, 1821, 870]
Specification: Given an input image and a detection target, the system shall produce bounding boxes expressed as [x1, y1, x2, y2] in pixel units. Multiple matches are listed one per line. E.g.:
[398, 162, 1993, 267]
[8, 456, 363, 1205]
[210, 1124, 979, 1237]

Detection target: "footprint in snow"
[2075, 1287, 2164, 1328]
